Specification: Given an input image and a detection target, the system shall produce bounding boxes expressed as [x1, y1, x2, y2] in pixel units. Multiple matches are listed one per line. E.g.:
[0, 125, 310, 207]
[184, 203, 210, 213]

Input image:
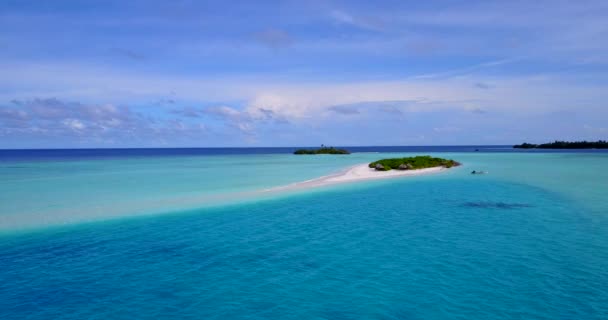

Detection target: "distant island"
[294, 146, 350, 155]
[514, 140, 608, 149]
[369, 155, 460, 171]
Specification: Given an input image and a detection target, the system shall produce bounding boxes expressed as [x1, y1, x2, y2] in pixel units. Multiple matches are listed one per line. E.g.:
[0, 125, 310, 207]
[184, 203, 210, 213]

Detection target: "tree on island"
[514, 140, 608, 149]
[368, 156, 460, 171]
[294, 145, 350, 155]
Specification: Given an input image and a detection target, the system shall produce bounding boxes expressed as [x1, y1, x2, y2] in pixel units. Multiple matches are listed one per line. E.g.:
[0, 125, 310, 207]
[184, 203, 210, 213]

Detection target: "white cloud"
[202, 105, 243, 119]
[0, 60, 608, 145]
[241, 75, 608, 121]
[63, 118, 85, 130]
[2, 61, 608, 137]
[0, 98, 209, 145]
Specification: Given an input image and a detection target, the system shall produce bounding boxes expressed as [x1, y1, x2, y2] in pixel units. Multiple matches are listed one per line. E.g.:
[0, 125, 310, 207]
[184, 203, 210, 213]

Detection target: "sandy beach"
[266, 163, 447, 192]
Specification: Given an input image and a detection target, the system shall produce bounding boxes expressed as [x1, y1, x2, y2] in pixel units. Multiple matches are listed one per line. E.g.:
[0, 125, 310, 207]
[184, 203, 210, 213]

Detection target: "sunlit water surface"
[1, 148, 607, 319]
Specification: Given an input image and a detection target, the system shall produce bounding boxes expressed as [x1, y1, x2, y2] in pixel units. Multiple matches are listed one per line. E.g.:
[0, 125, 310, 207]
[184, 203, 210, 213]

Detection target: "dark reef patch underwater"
[1, 177, 606, 319]
[461, 201, 534, 209]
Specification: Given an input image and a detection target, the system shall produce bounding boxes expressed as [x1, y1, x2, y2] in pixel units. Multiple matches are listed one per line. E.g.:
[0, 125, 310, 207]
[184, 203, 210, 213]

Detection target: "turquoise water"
[1, 151, 607, 319]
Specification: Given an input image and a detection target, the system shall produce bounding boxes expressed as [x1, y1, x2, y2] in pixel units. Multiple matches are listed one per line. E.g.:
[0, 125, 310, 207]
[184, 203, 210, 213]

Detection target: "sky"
[1, 0, 607, 148]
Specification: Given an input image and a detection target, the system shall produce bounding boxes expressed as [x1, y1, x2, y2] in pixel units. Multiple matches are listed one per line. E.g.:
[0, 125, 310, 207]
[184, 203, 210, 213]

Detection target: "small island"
[514, 140, 608, 149]
[294, 146, 350, 155]
[269, 155, 461, 191]
[368, 155, 460, 171]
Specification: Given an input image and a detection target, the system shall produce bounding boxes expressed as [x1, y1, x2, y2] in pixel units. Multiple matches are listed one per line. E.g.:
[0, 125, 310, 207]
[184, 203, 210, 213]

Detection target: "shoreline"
[265, 163, 447, 192]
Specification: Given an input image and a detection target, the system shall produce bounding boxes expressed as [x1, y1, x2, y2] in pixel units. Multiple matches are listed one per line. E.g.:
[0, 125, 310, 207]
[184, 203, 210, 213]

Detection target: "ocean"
[1, 146, 607, 319]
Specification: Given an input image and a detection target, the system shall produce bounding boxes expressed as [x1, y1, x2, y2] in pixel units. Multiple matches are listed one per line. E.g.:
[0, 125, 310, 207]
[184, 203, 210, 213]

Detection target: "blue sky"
[1, 0, 607, 148]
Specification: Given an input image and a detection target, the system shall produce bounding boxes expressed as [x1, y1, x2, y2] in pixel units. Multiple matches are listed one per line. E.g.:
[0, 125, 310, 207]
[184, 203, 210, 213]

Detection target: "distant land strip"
[514, 140, 608, 149]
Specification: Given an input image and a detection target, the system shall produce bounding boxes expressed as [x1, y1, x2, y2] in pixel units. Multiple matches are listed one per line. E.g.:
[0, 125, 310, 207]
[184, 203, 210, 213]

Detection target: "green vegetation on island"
[294, 146, 350, 155]
[368, 155, 460, 171]
[514, 140, 608, 149]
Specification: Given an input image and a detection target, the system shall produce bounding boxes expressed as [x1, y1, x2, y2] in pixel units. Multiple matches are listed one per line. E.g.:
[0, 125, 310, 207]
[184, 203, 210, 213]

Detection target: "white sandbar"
[266, 163, 447, 192]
